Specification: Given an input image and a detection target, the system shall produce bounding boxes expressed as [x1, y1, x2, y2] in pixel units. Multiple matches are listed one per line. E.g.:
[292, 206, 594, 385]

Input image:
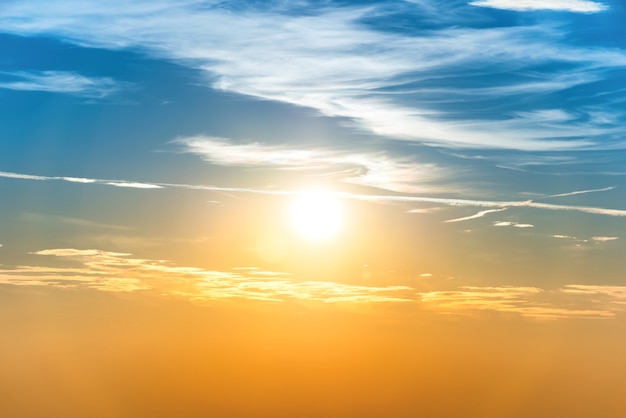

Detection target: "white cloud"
[547, 186, 615, 198]
[0, 171, 49, 180]
[176, 136, 443, 193]
[0, 70, 122, 98]
[2, 169, 626, 219]
[360, 194, 626, 218]
[591, 236, 619, 242]
[0, 170, 163, 189]
[62, 177, 97, 183]
[518, 201, 626, 217]
[469, 0, 608, 13]
[445, 208, 508, 223]
[0, 1, 624, 150]
[493, 221, 534, 228]
[105, 181, 163, 189]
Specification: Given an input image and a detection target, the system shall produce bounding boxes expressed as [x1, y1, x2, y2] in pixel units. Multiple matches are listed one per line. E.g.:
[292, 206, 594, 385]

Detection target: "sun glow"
[290, 191, 343, 240]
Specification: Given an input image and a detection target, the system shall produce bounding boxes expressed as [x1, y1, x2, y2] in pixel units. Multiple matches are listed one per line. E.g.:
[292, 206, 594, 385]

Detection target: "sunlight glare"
[290, 191, 343, 240]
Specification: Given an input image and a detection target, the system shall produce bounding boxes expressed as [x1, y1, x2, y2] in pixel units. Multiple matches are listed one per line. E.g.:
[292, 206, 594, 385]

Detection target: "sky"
[1, 0, 626, 416]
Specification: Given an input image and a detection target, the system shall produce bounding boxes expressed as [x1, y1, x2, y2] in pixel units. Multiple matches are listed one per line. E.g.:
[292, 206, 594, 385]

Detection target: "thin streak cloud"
[105, 182, 163, 189]
[546, 186, 616, 198]
[591, 236, 618, 242]
[2, 169, 626, 218]
[444, 208, 508, 223]
[0, 171, 162, 190]
[0, 70, 122, 98]
[469, 0, 608, 13]
[493, 221, 534, 228]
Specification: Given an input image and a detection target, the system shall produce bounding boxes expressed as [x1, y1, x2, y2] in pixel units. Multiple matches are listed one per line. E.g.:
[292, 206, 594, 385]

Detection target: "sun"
[290, 191, 343, 240]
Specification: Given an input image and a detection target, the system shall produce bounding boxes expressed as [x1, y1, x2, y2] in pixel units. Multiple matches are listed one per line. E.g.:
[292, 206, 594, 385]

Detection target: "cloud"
[2, 169, 626, 219]
[515, 201, 626, 217]
[0, 1, 624, 150]
[0, 70, 122, 98]
[33, 248, 130, 257]
[0, 248, 414, 303]
[62, 177, 97, 183]
[3, 247, 626, 318]
[562, 285, 626, 300]
[548, 234, 619, 245]
[0, 171, 50, 180]
[559, 285, 626, 308]
[21, 213, 131, 230]
[0, 171, 163, 189]
[444, 208, 508, 223]
[358, 194, 626, 218]
[591, 236, 619, 242]
[469, 0, 608, 13]
[493, 221, 534, 228]
[420, 286, 614, 319]
[406, 206, 444, 214]
[105, 181, 163, 189]
[546, 186, 616, 198]
[177, 136, 443, 193]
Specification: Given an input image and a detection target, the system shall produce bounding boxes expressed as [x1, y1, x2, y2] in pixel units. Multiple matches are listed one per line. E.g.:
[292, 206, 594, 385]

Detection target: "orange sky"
[3, 284, 626, 418]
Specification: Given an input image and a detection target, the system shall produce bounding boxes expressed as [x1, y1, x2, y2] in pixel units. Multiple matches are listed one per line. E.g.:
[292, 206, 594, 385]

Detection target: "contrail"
[2, 170, 626, 217]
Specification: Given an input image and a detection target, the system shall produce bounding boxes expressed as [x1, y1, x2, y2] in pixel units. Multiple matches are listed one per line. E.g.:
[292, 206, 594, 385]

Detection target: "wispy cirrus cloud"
[177, 136, 442, 193]
[0, 1, 624, 150]
[0, 70, 122, 98]
[0, 248, 414, 303]
[469, 0, 608, 13]
[1, 247, 625, 318]
[420, 286, 614, 319]
[562, 285, 626, 302]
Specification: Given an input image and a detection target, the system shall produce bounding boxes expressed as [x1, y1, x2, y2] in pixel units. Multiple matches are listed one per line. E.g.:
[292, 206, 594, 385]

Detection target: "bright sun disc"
[290, 191, 343, 240]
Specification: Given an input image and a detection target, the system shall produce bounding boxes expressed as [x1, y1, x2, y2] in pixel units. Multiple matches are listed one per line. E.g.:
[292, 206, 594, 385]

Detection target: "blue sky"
[0, 0, 625, 319]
